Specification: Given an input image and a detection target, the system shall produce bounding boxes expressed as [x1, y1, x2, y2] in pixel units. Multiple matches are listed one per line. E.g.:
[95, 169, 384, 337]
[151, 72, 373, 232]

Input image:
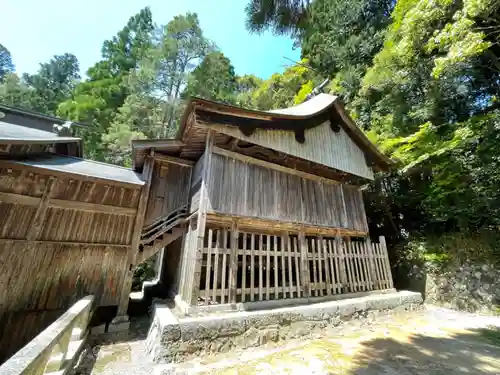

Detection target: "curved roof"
[178, 94, 393, 171]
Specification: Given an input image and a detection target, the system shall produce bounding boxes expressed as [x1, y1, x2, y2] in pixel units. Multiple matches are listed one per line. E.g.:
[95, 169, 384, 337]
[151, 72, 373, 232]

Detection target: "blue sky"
[1, 0, 300, 79]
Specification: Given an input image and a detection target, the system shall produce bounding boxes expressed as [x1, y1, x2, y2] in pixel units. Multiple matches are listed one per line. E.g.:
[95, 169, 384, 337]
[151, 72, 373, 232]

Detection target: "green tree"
[22, 53, 79, 114]
[245, 0, 310, 36]
[103, 12, 212, 165]
[0, 73, 44, 110]
[302, 0, 393, 102]
[58, 7, 154, 160]
[182, 51, 237, 103]
[357, 0, 500, 237]
[0, 43, 15, 81]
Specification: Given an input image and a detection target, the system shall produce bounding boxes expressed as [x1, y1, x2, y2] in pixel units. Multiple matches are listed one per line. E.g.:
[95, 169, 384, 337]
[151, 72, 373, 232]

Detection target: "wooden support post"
[266, 235, 271, 300]
[212, 229, 220, 302]
[250, 233, 255, 301]
[204, 229, 213, 305]
[293, 236, 301, 298]
[189, 130, 214, 305]
[298, 232, 310, 298]
[322, 237, 332, 295]
[273, 235, 279, 298]
[335, 235, 348, 293]
[380, 236, 394, 289]
[286, 233, 293, 299]
[242, 232, 247, 302]
[229, 220, 238, 304]
[116, 156, 154, 318]
[221, 229, 228, 303]
[366, 237, 379, 290]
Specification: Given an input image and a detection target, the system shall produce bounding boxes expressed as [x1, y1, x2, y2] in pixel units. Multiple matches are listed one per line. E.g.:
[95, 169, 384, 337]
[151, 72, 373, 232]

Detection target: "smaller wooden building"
[0, 105, 147, 361]
[132, 94, 395, 313]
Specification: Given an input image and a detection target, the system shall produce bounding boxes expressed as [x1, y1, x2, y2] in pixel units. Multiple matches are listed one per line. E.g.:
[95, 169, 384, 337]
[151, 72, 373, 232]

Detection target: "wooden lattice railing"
[140, 205, 188, 245]
[0, 296, 94, 375]
[199, 229, 393, 305]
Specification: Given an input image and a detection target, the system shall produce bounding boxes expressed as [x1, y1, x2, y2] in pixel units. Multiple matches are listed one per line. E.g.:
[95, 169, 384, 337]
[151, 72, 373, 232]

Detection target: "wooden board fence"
[198, 228, 392, 305]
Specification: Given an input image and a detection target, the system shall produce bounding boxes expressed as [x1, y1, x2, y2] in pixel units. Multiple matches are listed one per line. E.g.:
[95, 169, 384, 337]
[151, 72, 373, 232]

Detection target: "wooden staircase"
[135, 206, 188, 265]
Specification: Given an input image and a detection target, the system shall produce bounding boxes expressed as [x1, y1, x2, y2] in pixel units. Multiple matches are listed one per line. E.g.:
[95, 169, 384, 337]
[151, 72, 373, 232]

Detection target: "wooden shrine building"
[132, 93, 395, 312]
[0, 93, 394, 361]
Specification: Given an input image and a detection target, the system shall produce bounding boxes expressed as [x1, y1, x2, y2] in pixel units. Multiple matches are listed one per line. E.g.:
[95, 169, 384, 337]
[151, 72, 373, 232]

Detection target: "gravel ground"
[75, 305, 500, 375]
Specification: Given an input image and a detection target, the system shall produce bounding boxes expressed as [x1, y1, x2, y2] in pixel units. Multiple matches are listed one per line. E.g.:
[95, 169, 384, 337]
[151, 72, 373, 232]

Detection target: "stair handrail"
[142, 205, 188, 233]
[140, 207, 188, 245]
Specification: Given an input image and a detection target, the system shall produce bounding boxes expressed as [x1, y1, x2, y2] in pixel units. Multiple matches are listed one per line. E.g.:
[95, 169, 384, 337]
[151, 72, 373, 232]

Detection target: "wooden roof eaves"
[131, 139, 186, 150]
[178, 95, 395, 171]
[0, 104, 88, 127]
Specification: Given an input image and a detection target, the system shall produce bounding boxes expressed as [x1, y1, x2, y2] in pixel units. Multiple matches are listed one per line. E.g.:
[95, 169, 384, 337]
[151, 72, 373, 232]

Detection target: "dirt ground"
[76, 306, 500, 375]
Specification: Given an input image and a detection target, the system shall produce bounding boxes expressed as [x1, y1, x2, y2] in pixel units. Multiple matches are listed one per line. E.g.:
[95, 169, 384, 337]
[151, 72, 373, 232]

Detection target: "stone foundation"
[146, 290, 423, 364]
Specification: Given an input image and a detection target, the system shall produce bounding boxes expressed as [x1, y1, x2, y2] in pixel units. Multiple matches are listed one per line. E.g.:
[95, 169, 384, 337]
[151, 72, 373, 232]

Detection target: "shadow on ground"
[347, 327, 500, 375]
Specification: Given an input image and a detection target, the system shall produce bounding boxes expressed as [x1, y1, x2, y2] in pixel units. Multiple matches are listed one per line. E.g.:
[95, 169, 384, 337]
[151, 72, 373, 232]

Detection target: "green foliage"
[240, 60, 317, 110]
[23, 53, 80, 115]
[0, 43, 15, 81]
[302, 0, 393, 102]
[245, 0, 310, 37]
[182, 51, 237, 103]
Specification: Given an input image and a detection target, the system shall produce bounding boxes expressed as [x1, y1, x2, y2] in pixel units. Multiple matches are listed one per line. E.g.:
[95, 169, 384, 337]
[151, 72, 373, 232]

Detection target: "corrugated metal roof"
[0, 122, 80, 143]
[12, 155, 145, 186]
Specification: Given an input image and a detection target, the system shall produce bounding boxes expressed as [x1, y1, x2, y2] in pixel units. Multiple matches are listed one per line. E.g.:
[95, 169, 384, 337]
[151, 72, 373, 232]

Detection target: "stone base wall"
[410, 262, 500, 314]
[146, 291, 423, 364]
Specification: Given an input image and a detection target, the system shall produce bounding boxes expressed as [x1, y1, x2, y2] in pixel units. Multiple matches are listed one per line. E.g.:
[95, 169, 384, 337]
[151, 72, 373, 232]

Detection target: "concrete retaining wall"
[146, 290, 423, 363]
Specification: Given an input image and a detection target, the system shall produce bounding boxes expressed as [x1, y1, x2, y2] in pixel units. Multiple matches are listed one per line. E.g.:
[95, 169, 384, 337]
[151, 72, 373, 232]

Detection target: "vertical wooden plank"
[316, 237, 324, 296]
[355, 241, 365, 291]
[293, 237, 301, 298]
[281, 234, 287, 298]
[350, 240, 360, 292]
[366, 237, 378, 290]
[336, 236, 348, 293]
[250, 233, 255, 302]
[346, 238, 356, 292]
[373, 241, 383, 290]
[299, 232, 310, 297]
[287, 234, 294, 299]
[221, 229, 228, 304]
[329, 239, 340, 294]
[204, 229, 213, 305]
[241, 232, 247, 303]
[311, 238, 318, 296]
[376, 239, 388, 289]
[380, 236, 394, 289]
[212, 229, 220, 302]
[273, 235, 279, 299]
[361, 239, 373, 291]
[322, 237, 332, 295]
[259, 234, 264, 301]
[353, 241, 363, 291]
[26, 176, 57, 241]
[266, 234, 271, 300]
[359, 241, 369, 291]
[229, 221, 238, 304]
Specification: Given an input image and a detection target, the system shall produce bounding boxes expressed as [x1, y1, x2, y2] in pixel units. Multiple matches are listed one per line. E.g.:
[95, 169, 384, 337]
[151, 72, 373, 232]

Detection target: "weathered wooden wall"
[206, 152, 368, 233]
[189, 152, 205, 213]
[0, 163, 142, 363]
[144, 160, 191, 225]
[211, 121, 374, 180]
